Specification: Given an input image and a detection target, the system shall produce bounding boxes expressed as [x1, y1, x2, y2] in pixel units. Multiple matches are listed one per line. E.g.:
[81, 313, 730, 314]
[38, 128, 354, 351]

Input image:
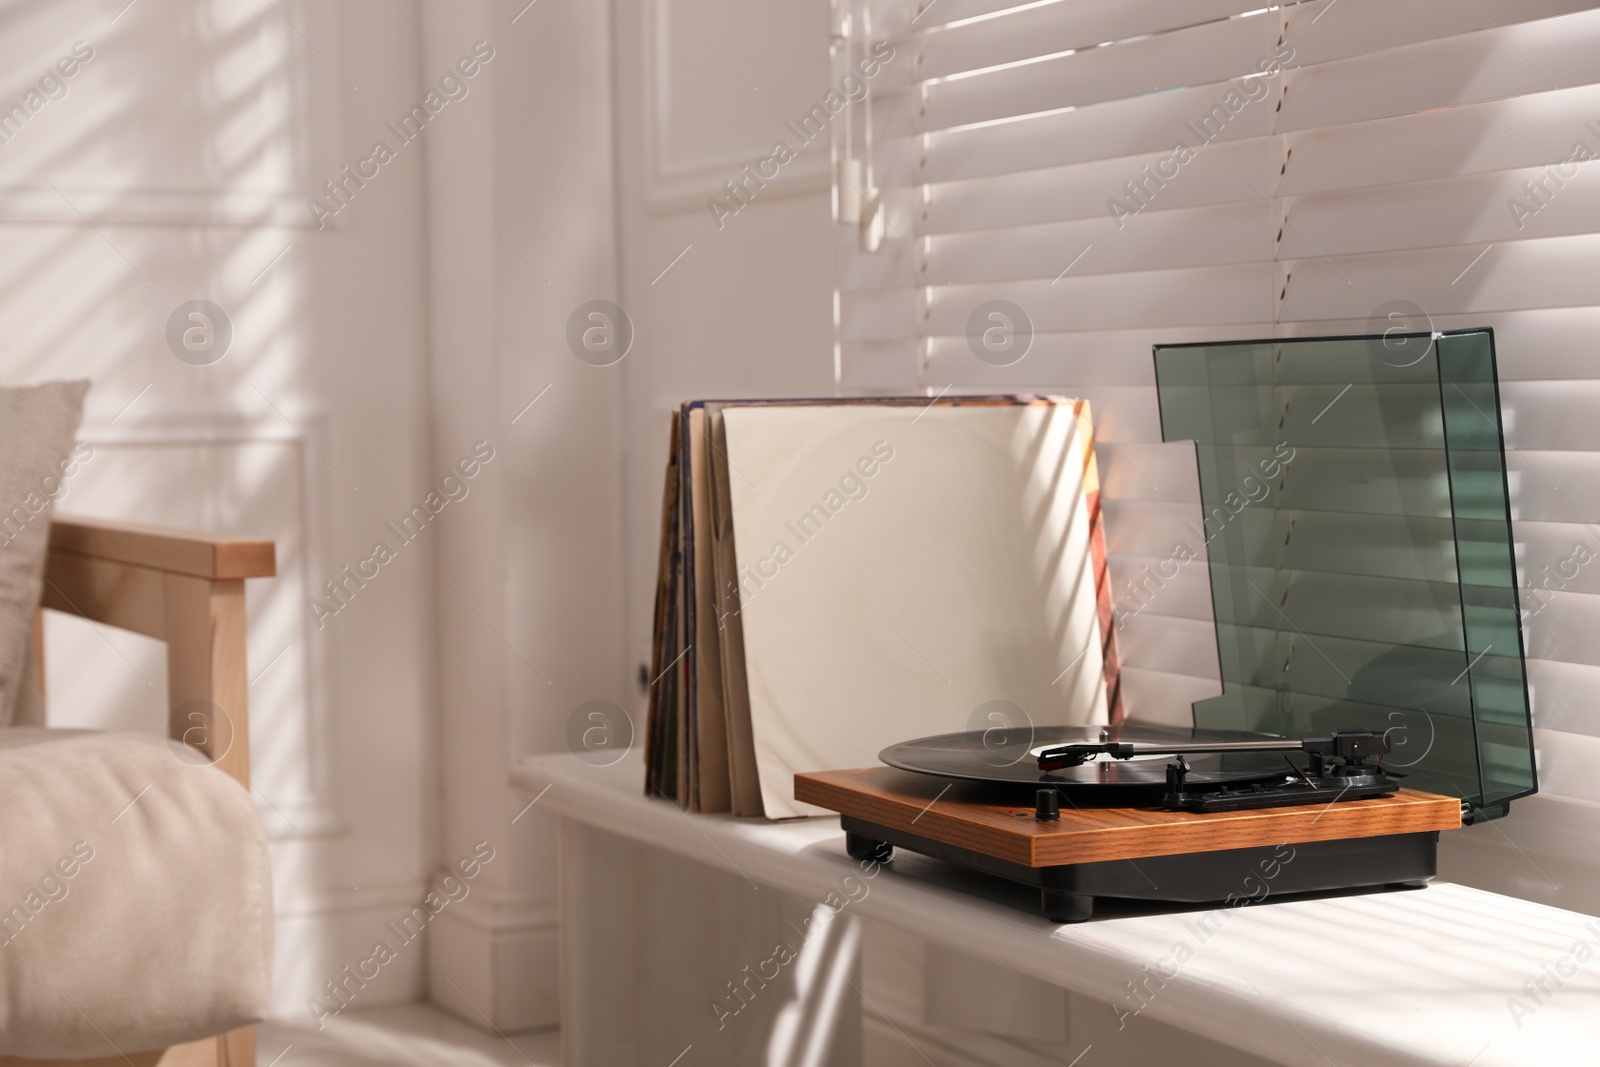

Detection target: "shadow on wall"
[0, 0, 435, 1018]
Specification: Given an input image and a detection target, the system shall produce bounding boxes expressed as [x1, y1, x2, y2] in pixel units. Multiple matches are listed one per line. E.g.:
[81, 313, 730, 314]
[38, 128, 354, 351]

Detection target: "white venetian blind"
[832, 0, 1600, 822]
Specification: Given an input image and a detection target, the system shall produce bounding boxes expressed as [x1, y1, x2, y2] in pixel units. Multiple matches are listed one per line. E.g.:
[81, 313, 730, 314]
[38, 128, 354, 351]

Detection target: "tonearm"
[1036, 729, 1390, 772]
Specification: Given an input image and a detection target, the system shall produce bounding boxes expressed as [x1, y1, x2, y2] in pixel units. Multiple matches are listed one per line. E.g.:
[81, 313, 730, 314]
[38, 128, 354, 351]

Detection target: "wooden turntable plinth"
[795, 767, 1461, 867]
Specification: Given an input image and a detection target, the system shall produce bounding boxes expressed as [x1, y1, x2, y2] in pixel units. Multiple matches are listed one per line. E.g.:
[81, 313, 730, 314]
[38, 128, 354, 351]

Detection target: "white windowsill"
[515, 751, 1600, 1067]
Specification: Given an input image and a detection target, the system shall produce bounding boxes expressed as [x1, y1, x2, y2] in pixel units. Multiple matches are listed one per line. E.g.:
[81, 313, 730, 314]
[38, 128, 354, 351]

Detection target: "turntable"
[796, 330, 1538, 921]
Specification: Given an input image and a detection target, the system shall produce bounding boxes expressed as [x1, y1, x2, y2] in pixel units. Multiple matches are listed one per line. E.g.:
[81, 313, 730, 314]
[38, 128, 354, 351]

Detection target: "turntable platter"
[880, 724, 1296, 792]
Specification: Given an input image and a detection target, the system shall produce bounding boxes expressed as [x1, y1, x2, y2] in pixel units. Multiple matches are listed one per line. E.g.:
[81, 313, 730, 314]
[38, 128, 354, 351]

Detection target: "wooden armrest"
[48, 515, 276, 579]
[38, 516, 274, 789]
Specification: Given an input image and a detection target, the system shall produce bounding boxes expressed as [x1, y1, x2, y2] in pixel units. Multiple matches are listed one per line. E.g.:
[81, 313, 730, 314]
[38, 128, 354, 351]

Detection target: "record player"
[796, 330, 1538, 921]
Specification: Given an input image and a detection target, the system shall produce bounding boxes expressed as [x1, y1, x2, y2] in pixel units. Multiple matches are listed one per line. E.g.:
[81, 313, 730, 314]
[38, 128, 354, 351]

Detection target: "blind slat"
[922, 140, 1276, 233]
[872, 81, 1277, 187]
[846, 230, 1600, 322]
[872, 14, 1280, 138]
[846, 201, 1274, 288]
[1117, 665, 1220, 726]
[1117, 595, 1600, 678]
[882, 2, 1275, 89]
[1278, 163, 1600, 259]
[1126, 444, 1600, 524]
[870, 0, 1259, 44]
[1105, 502, 1600, 574]
[1117, 613, 1217, 676]
[1279, 232, 1600, 321]
[1279, 81, 1600, 195]
[1522, 659, 1600, 737]
[1278, 7, 1600, 132]
[1114, 576, 1600, 687]
[906, 308, 1600, 387]
[840, 271, 1273, 340]
[1284, 0, 1595, 68]
[1108, 554, 1215, 619]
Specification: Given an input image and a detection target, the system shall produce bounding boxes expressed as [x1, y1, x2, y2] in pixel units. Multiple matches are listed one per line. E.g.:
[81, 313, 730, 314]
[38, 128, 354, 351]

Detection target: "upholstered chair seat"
[0, 728, 272, 1060]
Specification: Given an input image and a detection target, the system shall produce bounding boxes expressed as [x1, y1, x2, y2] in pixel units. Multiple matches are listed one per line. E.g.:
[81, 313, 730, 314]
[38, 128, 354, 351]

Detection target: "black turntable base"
[794, 726, 1462, 922]
[840, 812, 1439, 922]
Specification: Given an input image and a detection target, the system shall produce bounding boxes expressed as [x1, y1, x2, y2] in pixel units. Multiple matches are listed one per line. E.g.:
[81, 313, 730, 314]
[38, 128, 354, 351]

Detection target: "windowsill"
[517, 751, 1600, 1067]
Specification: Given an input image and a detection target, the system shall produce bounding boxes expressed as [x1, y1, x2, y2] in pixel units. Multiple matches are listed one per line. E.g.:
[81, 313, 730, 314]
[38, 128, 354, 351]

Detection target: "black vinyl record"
[880, 723, 1294, 793]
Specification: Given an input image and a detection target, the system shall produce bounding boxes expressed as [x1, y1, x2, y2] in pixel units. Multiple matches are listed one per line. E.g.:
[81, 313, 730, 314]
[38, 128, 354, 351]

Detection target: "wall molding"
[76, 413, 343, 839]
[0, 184, 319, 229]
[639, 0, 829, 213]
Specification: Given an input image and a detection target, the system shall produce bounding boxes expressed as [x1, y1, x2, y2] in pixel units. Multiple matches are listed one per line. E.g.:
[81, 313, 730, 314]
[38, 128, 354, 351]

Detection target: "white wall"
[612, 0, 840, 681]
[0, 0, 439, 1017]
[2, 0, 637, 1030]
[418, 0, 627, 1032]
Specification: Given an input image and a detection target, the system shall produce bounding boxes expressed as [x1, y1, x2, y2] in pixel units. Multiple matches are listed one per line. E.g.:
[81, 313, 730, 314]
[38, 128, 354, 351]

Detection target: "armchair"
[0, 515, 277, 1067]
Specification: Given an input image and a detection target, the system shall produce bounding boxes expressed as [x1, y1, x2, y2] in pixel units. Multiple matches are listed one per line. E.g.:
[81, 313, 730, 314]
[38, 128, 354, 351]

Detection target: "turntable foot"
[1041, 889, 1093, 923]
[845, 832, 893, 864]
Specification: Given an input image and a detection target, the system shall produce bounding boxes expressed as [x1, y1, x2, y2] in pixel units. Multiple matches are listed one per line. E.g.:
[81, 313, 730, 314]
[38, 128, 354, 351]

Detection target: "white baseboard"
[267, 882, 430, 1022]
[427, 893, 559, 1032]
[263, 879, 560, 1031]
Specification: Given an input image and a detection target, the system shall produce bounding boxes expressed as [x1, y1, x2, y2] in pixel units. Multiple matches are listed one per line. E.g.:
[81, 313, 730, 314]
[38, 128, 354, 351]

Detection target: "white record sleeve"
[722, 401, 1109, 818]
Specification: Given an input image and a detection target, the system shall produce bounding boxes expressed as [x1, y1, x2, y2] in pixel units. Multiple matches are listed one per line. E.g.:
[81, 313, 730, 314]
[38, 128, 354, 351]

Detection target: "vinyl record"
[880, 724, 1294, 791]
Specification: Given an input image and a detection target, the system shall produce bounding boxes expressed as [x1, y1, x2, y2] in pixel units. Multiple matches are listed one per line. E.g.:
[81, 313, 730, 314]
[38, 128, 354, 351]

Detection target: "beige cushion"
[0, 727, 272, 1058]
[0, 381, 90, 725]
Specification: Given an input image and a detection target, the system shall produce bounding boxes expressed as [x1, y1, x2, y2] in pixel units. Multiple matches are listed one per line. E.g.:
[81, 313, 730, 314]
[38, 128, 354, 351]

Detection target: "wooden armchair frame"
[0, 516, 276, 1067]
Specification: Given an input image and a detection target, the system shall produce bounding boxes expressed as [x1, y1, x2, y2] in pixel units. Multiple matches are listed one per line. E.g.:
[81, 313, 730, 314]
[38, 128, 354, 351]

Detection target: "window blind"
[831, 0, 1600, 813]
